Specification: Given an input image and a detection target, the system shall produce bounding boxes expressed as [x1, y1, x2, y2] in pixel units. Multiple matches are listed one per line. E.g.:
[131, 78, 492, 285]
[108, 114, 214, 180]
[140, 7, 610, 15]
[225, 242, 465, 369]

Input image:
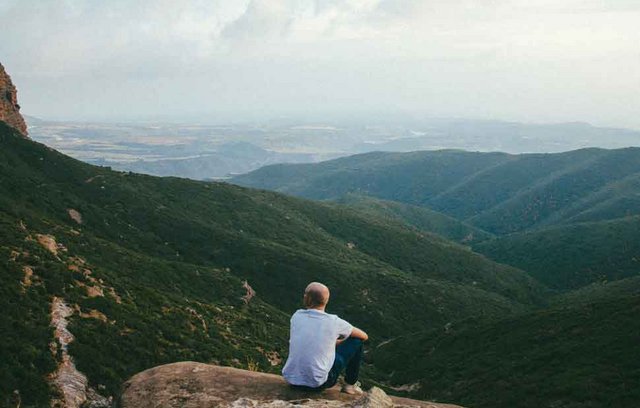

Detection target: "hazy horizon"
[21, 112, 640, 133]
[2, 0, 640, 129]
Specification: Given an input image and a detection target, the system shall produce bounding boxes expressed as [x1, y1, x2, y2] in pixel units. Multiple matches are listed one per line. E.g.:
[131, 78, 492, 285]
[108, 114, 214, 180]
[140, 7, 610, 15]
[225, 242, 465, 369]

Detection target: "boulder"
[119, 362, 463, 408]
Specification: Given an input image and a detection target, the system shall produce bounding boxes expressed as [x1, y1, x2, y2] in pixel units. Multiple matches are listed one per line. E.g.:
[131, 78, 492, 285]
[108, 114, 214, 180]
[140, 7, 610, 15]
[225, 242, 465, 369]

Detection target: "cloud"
[1, 0, 639, 127]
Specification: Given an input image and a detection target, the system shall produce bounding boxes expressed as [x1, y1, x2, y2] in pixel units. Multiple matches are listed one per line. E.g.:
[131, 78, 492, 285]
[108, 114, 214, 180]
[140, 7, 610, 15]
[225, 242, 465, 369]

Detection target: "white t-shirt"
[282, 309, 353, 387]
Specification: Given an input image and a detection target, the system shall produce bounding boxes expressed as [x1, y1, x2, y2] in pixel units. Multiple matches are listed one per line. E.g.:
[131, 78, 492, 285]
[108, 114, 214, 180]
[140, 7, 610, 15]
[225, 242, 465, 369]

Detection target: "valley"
[1, 122, 544, 407]
[27, 116, 640, 181]
[3, 1, 639, 406]
[2, 65, 639, 406]
[233, 144, 640, 407]
[3, 118, 639, 407]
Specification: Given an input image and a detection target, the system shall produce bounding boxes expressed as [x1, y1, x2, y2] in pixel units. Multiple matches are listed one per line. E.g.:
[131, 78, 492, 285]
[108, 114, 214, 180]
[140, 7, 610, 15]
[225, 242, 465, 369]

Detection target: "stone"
[67, 209, 83, 224]
[49, 297, 111, 408]
[242, 280, 256, 304]
[120, 362, 464, 408]
[352, 387, 394, 407]
[0, 62, 28, 137]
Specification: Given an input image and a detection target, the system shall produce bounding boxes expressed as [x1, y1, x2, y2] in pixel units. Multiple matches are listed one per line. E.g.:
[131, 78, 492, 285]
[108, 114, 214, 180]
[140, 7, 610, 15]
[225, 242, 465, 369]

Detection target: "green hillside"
[545, 172, 640, 225]
[232, 148, 640, 234]
[231, 140, 640, 408]
[333, 193, 493, 244]
[551, 276, 640, 306]
[468, 148, 640, 233]
[372, 291, 640, 408]
[0, 123, 545, 406]
[428, 149, 605, 220]
[232, 150, 512, 203]
[474, 216, 640, 290]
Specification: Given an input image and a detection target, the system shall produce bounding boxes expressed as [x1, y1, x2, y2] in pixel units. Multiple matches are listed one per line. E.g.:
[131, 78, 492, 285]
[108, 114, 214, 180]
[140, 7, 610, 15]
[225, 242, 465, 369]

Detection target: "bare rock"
[352, 387, 394, 407]
[120, 362, 463, 408]
[67, 209, 83, 224]
[0, 63, 28, 137]
[34, 233, 62, 257]
[241, 280, 256, 304]
[21, 265, 34, 289]
[49, 297, 111, 408]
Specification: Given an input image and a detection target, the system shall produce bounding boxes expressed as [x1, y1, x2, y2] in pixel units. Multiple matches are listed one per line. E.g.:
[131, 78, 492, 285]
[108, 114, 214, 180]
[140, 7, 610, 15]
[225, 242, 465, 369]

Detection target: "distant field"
[28, 116, 640, 180]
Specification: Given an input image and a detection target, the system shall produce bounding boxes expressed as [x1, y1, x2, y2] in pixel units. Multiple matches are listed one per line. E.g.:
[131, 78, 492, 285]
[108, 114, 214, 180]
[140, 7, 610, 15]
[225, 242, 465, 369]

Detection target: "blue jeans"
[321, 338, 364, 388]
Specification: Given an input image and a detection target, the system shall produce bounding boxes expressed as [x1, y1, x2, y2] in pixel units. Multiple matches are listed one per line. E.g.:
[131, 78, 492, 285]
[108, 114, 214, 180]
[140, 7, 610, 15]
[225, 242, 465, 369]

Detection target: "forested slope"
[0, 122, 544, 406]
[233, 148, 640, 234]
[474, 216, 640, 290]
[333, 193, 493, 244]
[373, 290, 640, 408]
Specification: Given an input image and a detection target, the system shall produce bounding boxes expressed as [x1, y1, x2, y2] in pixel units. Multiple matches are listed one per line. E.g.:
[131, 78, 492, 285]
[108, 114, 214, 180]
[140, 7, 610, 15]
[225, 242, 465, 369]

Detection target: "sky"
[1, 0, 639, 128]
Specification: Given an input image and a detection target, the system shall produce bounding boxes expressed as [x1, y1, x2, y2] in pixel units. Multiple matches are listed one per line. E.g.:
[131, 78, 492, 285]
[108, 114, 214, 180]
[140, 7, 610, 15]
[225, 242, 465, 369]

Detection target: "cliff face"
[0, 63, 28, 137]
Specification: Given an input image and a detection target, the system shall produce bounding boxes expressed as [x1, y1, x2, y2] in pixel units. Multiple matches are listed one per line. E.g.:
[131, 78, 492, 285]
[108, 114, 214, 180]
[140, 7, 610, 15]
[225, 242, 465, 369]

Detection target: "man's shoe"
[341, 381, 364, 395]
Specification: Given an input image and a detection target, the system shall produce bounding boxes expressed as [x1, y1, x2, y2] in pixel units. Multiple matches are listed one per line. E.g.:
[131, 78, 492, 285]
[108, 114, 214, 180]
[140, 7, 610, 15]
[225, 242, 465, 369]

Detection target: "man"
[282, 282, 369, 394]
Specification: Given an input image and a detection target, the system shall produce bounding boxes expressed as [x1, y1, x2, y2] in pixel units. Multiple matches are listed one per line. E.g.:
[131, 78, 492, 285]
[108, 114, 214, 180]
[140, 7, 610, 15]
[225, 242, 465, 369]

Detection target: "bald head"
[303, 282, 330, 309]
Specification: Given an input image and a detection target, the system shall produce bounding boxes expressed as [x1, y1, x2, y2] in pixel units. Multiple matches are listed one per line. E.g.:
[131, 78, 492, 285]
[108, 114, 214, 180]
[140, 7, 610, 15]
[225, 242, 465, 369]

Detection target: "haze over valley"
[27, 116, 640, 180]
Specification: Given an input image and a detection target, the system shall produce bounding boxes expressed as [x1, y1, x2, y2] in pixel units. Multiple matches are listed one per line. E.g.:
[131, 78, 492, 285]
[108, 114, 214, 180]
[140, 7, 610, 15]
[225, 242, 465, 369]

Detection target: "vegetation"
[551, 275, 640, 306]
[3, 117, 639, 408]
[372, 291, 640, 408]
[233, 143, 640, 408]
[474, 216, 640, 290]
[469, 148, 640, 233]
[0, 237, 57, 407]
[232, 150, 512, 205]
[0, 123, 544, 406]
[333, 193, 493, 244]
[232, 147, 640, 234]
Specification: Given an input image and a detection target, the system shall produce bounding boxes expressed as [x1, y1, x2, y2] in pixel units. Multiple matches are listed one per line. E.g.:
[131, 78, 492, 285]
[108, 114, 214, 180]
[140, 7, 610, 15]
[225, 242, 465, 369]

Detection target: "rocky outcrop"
[49, 297, 111, 408]
[0, 62, 28, 137]
[120, 362, 463, 408]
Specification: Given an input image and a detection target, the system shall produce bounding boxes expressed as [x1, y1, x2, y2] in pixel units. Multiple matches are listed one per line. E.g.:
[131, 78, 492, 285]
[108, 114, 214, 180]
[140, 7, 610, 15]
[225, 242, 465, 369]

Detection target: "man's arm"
[350, 327, 368, 341]
[336, 327, 368, 345]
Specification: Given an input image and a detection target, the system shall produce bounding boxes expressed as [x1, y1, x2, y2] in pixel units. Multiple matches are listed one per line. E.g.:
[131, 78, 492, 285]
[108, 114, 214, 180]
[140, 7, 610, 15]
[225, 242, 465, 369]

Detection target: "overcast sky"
[1, 0, 639, 128]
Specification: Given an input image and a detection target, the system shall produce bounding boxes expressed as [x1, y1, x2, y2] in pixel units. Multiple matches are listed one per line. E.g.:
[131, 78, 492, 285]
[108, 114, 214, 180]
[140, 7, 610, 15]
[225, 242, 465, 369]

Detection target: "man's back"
[282, 309, 353, 387]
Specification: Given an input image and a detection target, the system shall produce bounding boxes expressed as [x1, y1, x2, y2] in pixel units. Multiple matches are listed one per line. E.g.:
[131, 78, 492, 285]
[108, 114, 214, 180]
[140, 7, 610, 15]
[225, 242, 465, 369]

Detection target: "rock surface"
[120, 362, 463, 408]
[0, 63, 28, 137]
[49, 297, 111, 408]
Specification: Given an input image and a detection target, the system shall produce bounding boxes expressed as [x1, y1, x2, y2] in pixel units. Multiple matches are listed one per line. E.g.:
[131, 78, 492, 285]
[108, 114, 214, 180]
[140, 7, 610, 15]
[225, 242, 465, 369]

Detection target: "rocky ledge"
[120, 362, 462, 408]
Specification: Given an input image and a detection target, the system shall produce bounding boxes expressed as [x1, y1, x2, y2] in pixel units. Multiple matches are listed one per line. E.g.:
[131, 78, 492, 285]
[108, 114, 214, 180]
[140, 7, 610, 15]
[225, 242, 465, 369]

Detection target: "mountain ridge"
[232, 147, 640, 234]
